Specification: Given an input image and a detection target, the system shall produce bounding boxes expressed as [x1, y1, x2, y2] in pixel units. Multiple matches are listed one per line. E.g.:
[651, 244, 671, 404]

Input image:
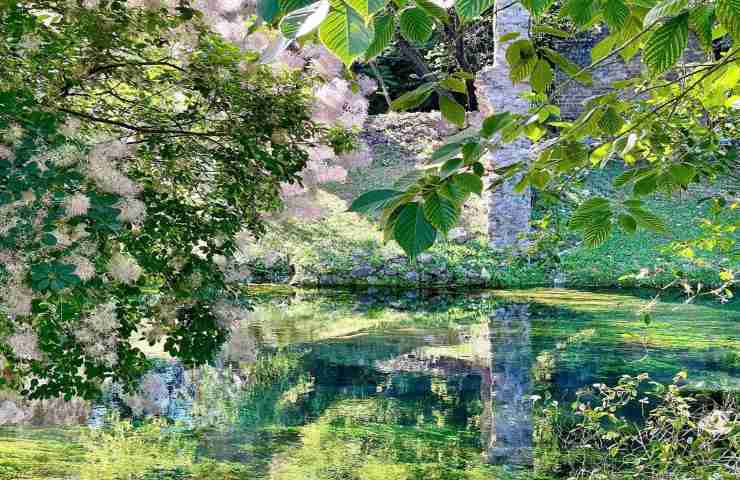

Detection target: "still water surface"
[1, 288, 739, 478]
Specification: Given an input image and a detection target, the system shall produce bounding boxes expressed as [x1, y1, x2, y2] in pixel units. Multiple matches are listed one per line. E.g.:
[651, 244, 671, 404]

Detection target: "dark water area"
[2, 288, 739, 479]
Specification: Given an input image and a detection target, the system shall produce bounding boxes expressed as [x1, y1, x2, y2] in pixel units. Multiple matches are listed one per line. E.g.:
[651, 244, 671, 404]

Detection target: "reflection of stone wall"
[484, 304, 533, 466]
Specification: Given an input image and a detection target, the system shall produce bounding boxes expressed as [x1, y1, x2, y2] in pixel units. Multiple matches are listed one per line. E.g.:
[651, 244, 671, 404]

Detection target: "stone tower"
[475, 4, 533, 251]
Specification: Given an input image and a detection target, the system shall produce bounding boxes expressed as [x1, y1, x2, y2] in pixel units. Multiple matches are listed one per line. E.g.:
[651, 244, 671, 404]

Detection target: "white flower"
[115, 197, 146, 224]
[698, 410, 733, 437]
[107, 253, 143, 285]
[66, 255, 96, 282]
[2, 284, 33, 319]
[64, 193, 91, 217]
[7, 326, 41, 360]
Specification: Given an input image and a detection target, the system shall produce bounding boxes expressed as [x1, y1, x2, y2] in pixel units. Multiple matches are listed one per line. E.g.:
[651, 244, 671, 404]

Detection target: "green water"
[1, 288, 739, 479]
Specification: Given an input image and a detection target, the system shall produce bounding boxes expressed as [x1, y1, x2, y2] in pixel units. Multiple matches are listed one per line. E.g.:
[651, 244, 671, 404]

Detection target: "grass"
[247, 133, 736, 289]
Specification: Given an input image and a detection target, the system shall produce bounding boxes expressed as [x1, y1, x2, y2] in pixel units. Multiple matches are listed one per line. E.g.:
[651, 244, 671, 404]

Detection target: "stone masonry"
[475, 4, 533, 251]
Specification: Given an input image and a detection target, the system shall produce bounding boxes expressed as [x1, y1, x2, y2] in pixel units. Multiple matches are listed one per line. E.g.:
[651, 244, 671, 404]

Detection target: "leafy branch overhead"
[260, 0, 739, 258]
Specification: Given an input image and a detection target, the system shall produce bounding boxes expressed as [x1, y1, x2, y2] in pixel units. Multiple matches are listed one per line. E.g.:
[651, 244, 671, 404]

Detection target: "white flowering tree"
[0, 0, 370, 399]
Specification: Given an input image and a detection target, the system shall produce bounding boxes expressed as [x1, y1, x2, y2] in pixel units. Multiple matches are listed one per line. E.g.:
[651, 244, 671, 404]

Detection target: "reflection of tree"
[481, 304, 534, 466]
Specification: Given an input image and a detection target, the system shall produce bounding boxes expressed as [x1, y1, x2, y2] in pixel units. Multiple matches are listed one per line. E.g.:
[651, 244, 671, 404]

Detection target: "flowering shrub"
[0, 0, 376, 399]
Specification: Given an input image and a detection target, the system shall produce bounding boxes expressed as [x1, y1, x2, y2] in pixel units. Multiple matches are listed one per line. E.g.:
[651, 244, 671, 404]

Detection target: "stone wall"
[475, 3, 533, 251]
[547, 30, 708, 119]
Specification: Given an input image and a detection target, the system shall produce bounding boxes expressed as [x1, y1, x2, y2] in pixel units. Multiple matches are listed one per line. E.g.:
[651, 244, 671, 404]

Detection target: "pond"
[1, 288, 739, 479]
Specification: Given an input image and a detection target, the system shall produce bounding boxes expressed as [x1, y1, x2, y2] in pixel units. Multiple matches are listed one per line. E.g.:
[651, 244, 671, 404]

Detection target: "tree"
[0, 0, 331, 399]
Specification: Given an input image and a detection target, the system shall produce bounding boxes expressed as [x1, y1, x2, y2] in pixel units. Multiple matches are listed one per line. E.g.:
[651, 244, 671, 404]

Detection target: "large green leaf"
[583, 216, 613, 247]
[689, 5, 716, 50]
[423, 191, 460, 233]
[440, 157, 464, 178]
[415, 0, 451, 24]
[393, 202, 438, 259]
[455, 0, 495, 21]
[319, 2, 375, 65]
[716, 0, 740, 41]
[481, 112, 514, 138]
[627, 206, 668, 233]
[280, 0, 331, 39]
[643, 0, 688, 27]
[604, 0, 630, 31]
[561, 0, 596, 27]
[569, 197, 611, 230]
[530, 58, 553, 93]
[349, 189, 405, 213]
[345, 0, 390, 17]
[400, 7, 435, 43]
[644, 12, 689, 74]
[364, 13, 395, 59]
[439, 94, 466, 127]
[453, 172, 484, 196]
[391, 82, 436, 110]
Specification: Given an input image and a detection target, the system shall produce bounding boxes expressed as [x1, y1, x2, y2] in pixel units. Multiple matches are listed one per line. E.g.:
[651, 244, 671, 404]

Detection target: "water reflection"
[2, 288, 739, 478]
[483, 304, 534, 466]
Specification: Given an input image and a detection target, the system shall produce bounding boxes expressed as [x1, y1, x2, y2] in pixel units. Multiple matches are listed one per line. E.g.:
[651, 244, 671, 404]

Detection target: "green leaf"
[438, 178, 469, 204]
[668, 163, 696, 185]
[349, 189, 405, 213]
[481, 112, 514, 138]
[583, 216, 613, 247]
[598, 106, 623, 135]
[430, 142, 463, 163]
[531, 58, 553, 93]
[258, 0, 281, 21]
[455, 0, 495, 21]
[454, 172, 484, 196]
[592, 34, 618, 62]
[506, 39, 538, 83]
[532, 25, 571, 38]
[627, 206, 668, 233]
[415, 0, 451, 24]
[439, 76, 468, 94]
[644, 0, 688, 27]
[633, 173, 658, 195]
[42, 233, 57, 246]
[499, 31, 521, 42]
[423, 191, 460, 233]
[716, 0, 740, 41]
[689, 5, 716, 49]
[604, 0, 630, 31]
[561, 0, 596, 27]
[462, 142, 482, 163]
[344, 0, 389, 17]
[643, 12, 689, 74]
[440, 157, 464, 179]
[541, 47, 592, 85]
[319, 2, 375, 65]
[521, 0, 555, 16]
[569, 197, 611, 230]
[400, 7, 435, 43]
[618, 213, 637, 232]
[280, 0, 331, 39]
[364, 13, 395, 59]
[439, 95, 466, 128]
[393, 202, 438, 259]
[391, 82, 435, 111]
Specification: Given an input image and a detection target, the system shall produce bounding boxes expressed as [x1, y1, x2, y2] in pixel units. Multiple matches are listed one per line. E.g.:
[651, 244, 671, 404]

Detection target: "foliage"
[263, 0, 740, 268]
[536, 372, 740, 478]
[0, 0, 321, 399]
